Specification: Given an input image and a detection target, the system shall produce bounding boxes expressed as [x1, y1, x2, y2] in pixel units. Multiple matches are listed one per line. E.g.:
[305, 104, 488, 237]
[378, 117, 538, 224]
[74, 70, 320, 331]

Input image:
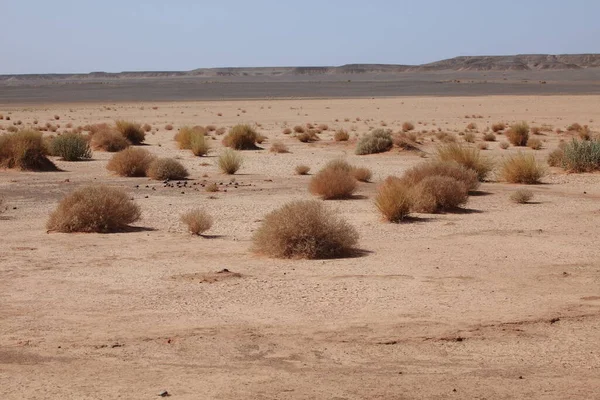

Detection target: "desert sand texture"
[1, 95, 600, 399]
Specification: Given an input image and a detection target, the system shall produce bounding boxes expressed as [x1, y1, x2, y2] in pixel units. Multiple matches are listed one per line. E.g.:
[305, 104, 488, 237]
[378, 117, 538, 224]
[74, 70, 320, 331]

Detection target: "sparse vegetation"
[463, 132, 476, 143]
[483, 132, 496, 141]
[295, 165, 310, 175]
[410, 175, 469, 213]
[47, 185, 141, 233]
[48, 132, 92, 161]
[293, 125, 305, 134]
[296, 130, 320, 143]
[507, 122, 529, 146]
[252, 200, 359, 259]
[0, 130, 57, 171]
[334, 129, 350, 141]
[527, 137, 542, 150]
[222, 124, 259, 150]
[175, 126, 207, 150]
[309, 162, 357, 199]
[90, 125, 129, 152]
[106, 147, 155, 177]
[500, 152, 545, 184]
[510, 189, 534, 204]
[560, 139, 600, 172]
[217, 148, 243, 174]
[269, 141, 289, 153]
[492, 122, 505, 132]
[355, 129, 393, 155]
[375, 178, 412, 222]
[499, 141, 510, 149]
[400, 161, 479, 191]
[352, 167, 372, 182]
[435, 143, 493, 181]
[181, 209, 213, 235]
[547, 148, 565, 167]
[147, 158, 189, 180]
[402, 122, 415, 132]
[115, 120, 145, 144]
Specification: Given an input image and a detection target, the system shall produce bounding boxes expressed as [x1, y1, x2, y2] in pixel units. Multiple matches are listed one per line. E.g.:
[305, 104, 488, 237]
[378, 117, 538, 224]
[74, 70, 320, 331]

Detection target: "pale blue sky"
[1, 0, 599, 74]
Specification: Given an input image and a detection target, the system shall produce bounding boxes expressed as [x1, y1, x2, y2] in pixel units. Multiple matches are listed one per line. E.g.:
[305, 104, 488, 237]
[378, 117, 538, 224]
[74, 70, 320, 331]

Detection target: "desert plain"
[1, 92, 600, 399]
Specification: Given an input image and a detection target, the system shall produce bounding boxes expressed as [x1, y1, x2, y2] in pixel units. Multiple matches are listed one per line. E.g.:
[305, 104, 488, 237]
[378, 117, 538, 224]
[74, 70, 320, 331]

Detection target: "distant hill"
[2, 54, 600, 81]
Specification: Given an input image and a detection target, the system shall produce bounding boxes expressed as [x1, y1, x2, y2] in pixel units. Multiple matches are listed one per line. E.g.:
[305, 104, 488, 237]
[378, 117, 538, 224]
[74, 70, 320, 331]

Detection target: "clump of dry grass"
[48, 132, 92, 161]
[282, 128, 292, 135]
[393, 132, 420, 151]
[205, 182, 219, 192]
[252, 200, 359, 259]
[375, 178, 412, 222]
[410, 175, 469, 213]
[510, 189, 533, 204]
[499, 141, 510, 149]
[402, 122, 415, 132]
[165, 124, 174, 131]
[483, 132, 496, 142]
[466, 122, 477, 131]
[115, 120, 145, 144]
[217, 148, 243, 174]
[0, 130, 57, 171]
[400, 161, 479, 191]
[222, 124, 259, 149]
[435, 131, 457, 143]
[507, 122, 529, 146]
[334, 129, 349, 141]
[293, 125, 305, 134]
[309, 162, 357, 199]
[47, 185, 140, 233]
[560, 139, 600, 172]
[90, 125, 129, 152]
[142, 123, 152, 132]
[547, 148, 565, 167]
[147, 158, 189, 180]
[435, 143, 493, 181]
[356, 129, 393, 155]
[492, 122, 505, 132]
[269, 141, 289, 153]
[106, 147, 156, 177]
[318, 124, 329, 131]
[527, 137, 542, 150]
[295, 164, 310, 175]
[352, 166, 372, 182]
[180, 209, 213, 235]
[463, 132, 476, 143]
[500, 152, 546, 184]
[296, 130, 320, 143]
[190, 130, 210, 156]
[175, 126, 207, 149]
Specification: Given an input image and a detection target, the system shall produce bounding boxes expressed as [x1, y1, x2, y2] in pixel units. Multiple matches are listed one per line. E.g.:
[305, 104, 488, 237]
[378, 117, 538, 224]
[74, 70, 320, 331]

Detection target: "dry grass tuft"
[483, 132, 496, 142]
[499, 141, 510, 149]
[0, 130, 57, 171]
[175, 126, 206, 149]
[47, 185, 140, 233]
[217, 148, 243, 174]
[181, 209, 213, 235]
[510, 189, 533, 204]
[269, 141, 289, 153]
[507, 122, 529, 146]
[295, 164, 310, 175]
[547, 148, 565, 167]
[527, 137, 542, 150]
[492, 122, 506, 132]
[147, 158, 189, 180]
[90, 125, 129, 152]
[252, 200, 359, 259]
[463, 132, 476, 143]
[222, 124, 259, 150]
[375, 178, 412, 222]
[402, 122, 415, 132]
[205, 182, 219, 192]
[352, 167, 372, 182]
[334, 129, 350, 141]
[115, 120, 145, 144]
[309, 163, 357, 199]
[106, 147, 155, 177]
[282, 128, 292, 135]
[400, 161, 479, 191]
[296, 130, 320, 143]
[435, 143, 493, 181]
[500, 152, 546, 184]
[410, 176, 469, 213]
[356, 129, 393, 155]
[293, 125, 305, 134]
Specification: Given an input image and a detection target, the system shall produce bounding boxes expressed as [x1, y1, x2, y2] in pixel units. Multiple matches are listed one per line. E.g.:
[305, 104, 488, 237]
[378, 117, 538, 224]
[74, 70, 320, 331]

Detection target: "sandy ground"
[1, 96, 600, 399]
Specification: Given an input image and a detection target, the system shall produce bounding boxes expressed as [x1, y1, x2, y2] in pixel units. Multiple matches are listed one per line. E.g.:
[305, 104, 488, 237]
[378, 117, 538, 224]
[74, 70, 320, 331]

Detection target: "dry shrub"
[567, 123, 583, 132]
[222, 124, 259, 149]
[547, 148, 565, 167]
[435, 131, 457, 143]
[478, 142, 488, 150]
[106, 147, 155, 177]
[252, 200, 359, 259]
[463, 132, 476, 143]
[561, 139, 600, 172]
[500, 153, 545, 184]
[147, 158, 189, 180]
[466, 122, 477, 131]
[175, 126, 206, 149]
[296, 130, 319, 143]
[205, 182, 218, 192]
[206, 125, 217, 132]
[318, 124, 329, 131]
[410, 176, 469, 213]
[217, 148, 242, 174]
[510, 189, 533, 204]
[47, 185, 140, 233]
[90, 126, 129, 152]
[309, 164, 357, 199]
[49, 132, 92, 161]
[527, 137, 542, 150]
[393, 132, 420, 151]
[355, 129, 393, 155]
[142, 123, 152, 132]
[282, 128, 292, 135]
[435, 143, 493, 181]
[180, 209, 213, 235]
[400, 161, 479, 191]
[499, 141, 510, 149]
[483, 132, 496, 142]
[334, 129, 350, 141]
[165, 124, 174, 131]
[295, 164, 310, 175]
[115, 120, 145, 144]
[293, 125, 305, 134]
[215, 127, 226, 135]
[492, 122, 505, 132]
[375, 178, 412, 222]
[255, 133, 267, 144]
[190, 130, 209, 156]
[0, 130, 57, 171]
[270, 141, 289, 153]
[402, 122, 415, 132]
[530, 126, 541, 135]
[352, 167, 372, 182]
[7, 125, 18, 133]
[507, 122, 529, 146]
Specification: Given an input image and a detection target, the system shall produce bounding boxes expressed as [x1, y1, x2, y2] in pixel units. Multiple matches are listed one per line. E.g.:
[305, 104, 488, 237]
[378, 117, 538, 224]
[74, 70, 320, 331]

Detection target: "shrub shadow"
[469, 190, 493, 196]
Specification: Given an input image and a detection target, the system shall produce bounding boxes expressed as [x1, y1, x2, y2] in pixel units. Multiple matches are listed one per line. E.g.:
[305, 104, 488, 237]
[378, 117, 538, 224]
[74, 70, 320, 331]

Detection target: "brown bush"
[402, 122, 415, 132]
[252, 200, 359, 259]
[527, 137, 542, 150]
[309, 165, 357, 199]
[47, 185, 141, 233]
[547, 148, 565, 167]
[375, 178, 412, 222]
[269, 141, 289, 153]
[106, 147, 155, 177]
[217, 149, 243, 174]
[282, 128, 292, 135]
[293, 125, 305, 134]
[90, 126, 129, 152]
[499, 141, 510, 149]
[115, 120, 145, 144]
[492, 122, 505, 132]
[205, 182, 219, 192]
[393, 132, 420, 151]
[500, 153, 546, 184]
[147, 158, 189, 180]
[483, 132, 496, 141]
[318, 124, 329, 131]
[510, 189, 533, 204]
[0, 130, 57, 171]
[296, 130, 320, 143]
[463, 132, 476, 143]
[410, 176, 469, 213]
[400, 161, 479, 191]
[295, 164, 310, 175]
[142, 123, 152, 132]
[334, 129, 350, 141]
[507, 122, 529, 146]
[466, 122, 477, 131]
[175, 126, 206, 149]
[222, 124, 259, 149]
[352, 167, 372, 182]
[435, 143, 493, 181]
[180, 209, 213, 235]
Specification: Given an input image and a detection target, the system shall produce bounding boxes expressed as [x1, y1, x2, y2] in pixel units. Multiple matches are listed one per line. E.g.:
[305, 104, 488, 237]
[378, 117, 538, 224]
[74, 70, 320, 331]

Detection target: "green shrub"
[49, 132, 91, 161]
[561, 139, 600, 172]
[252, 200, 359, 259]
[355, 129, 393, 155]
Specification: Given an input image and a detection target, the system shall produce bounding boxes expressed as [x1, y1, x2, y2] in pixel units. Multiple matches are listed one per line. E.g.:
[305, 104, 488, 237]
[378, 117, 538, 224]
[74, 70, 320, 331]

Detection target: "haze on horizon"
[1, 0, 599, 75]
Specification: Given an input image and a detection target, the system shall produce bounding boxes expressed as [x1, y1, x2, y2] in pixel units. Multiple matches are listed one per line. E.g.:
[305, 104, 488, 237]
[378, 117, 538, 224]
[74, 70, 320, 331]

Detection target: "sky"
[1, 0, 599, 74]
